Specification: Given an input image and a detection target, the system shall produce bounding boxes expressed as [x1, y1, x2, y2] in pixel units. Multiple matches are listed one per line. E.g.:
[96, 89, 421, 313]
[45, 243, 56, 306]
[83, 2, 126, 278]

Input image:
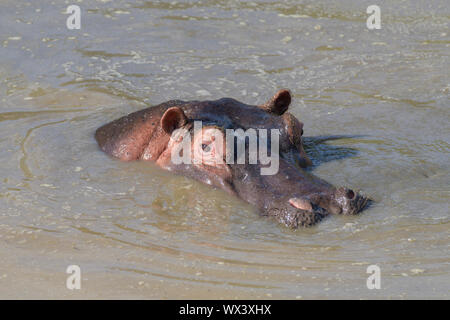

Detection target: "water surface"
[0, 0, 449, 298]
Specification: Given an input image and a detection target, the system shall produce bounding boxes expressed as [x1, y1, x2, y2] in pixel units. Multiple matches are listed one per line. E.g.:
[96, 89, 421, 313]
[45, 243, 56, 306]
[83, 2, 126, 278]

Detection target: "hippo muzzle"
[333, 187, 370, 215]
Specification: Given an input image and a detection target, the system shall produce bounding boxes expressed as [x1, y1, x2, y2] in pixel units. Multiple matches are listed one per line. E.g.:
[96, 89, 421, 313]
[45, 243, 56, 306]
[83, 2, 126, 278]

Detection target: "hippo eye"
[202, 144, 211, 152]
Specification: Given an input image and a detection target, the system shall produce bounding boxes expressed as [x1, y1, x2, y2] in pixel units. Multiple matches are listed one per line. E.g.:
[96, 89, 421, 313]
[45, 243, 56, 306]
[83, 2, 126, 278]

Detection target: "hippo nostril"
[346, 189, 355, 200]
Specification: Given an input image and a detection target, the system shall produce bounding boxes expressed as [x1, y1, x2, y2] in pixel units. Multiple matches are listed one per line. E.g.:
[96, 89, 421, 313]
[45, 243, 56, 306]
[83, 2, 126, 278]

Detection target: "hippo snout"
[334, 187, 369, 215]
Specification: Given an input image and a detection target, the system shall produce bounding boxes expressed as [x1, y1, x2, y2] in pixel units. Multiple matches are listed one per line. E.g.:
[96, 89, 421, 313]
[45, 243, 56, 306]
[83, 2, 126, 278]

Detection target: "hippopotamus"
[95, 89, 369, 228]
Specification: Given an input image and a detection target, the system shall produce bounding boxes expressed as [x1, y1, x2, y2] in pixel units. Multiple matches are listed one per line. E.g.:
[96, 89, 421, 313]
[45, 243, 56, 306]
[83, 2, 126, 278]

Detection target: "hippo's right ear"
[161, 107, 188, 134]
[259, 89, 291, 115]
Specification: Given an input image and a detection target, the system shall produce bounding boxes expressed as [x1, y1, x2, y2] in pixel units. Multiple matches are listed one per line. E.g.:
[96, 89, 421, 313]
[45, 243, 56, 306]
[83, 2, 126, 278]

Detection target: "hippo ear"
[161, 107, 188, 134]
[260, 89, 291, 115]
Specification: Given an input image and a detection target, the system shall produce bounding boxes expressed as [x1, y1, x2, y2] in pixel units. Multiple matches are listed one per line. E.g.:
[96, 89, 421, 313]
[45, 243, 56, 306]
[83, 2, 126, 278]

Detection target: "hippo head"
[150, 90, 369, 227]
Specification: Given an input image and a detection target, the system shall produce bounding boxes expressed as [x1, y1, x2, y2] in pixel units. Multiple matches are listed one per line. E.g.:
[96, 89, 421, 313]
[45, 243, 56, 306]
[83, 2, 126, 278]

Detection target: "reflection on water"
[0, 0, 448, 298]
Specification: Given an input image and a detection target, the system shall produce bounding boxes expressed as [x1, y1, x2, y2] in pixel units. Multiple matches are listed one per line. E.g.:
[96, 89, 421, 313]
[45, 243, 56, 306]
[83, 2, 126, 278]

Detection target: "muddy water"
[0, 0, 449, 299]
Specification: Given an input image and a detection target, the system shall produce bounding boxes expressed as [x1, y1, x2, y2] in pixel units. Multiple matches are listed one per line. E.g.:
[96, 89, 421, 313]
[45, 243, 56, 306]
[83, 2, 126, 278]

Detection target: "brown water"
[0, 0, 449, 299]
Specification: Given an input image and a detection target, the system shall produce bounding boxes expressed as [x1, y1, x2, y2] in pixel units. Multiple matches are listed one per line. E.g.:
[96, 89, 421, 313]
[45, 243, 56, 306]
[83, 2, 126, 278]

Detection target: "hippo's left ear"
[259, 89, 291, 115]
[161, 107, 188, 134]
